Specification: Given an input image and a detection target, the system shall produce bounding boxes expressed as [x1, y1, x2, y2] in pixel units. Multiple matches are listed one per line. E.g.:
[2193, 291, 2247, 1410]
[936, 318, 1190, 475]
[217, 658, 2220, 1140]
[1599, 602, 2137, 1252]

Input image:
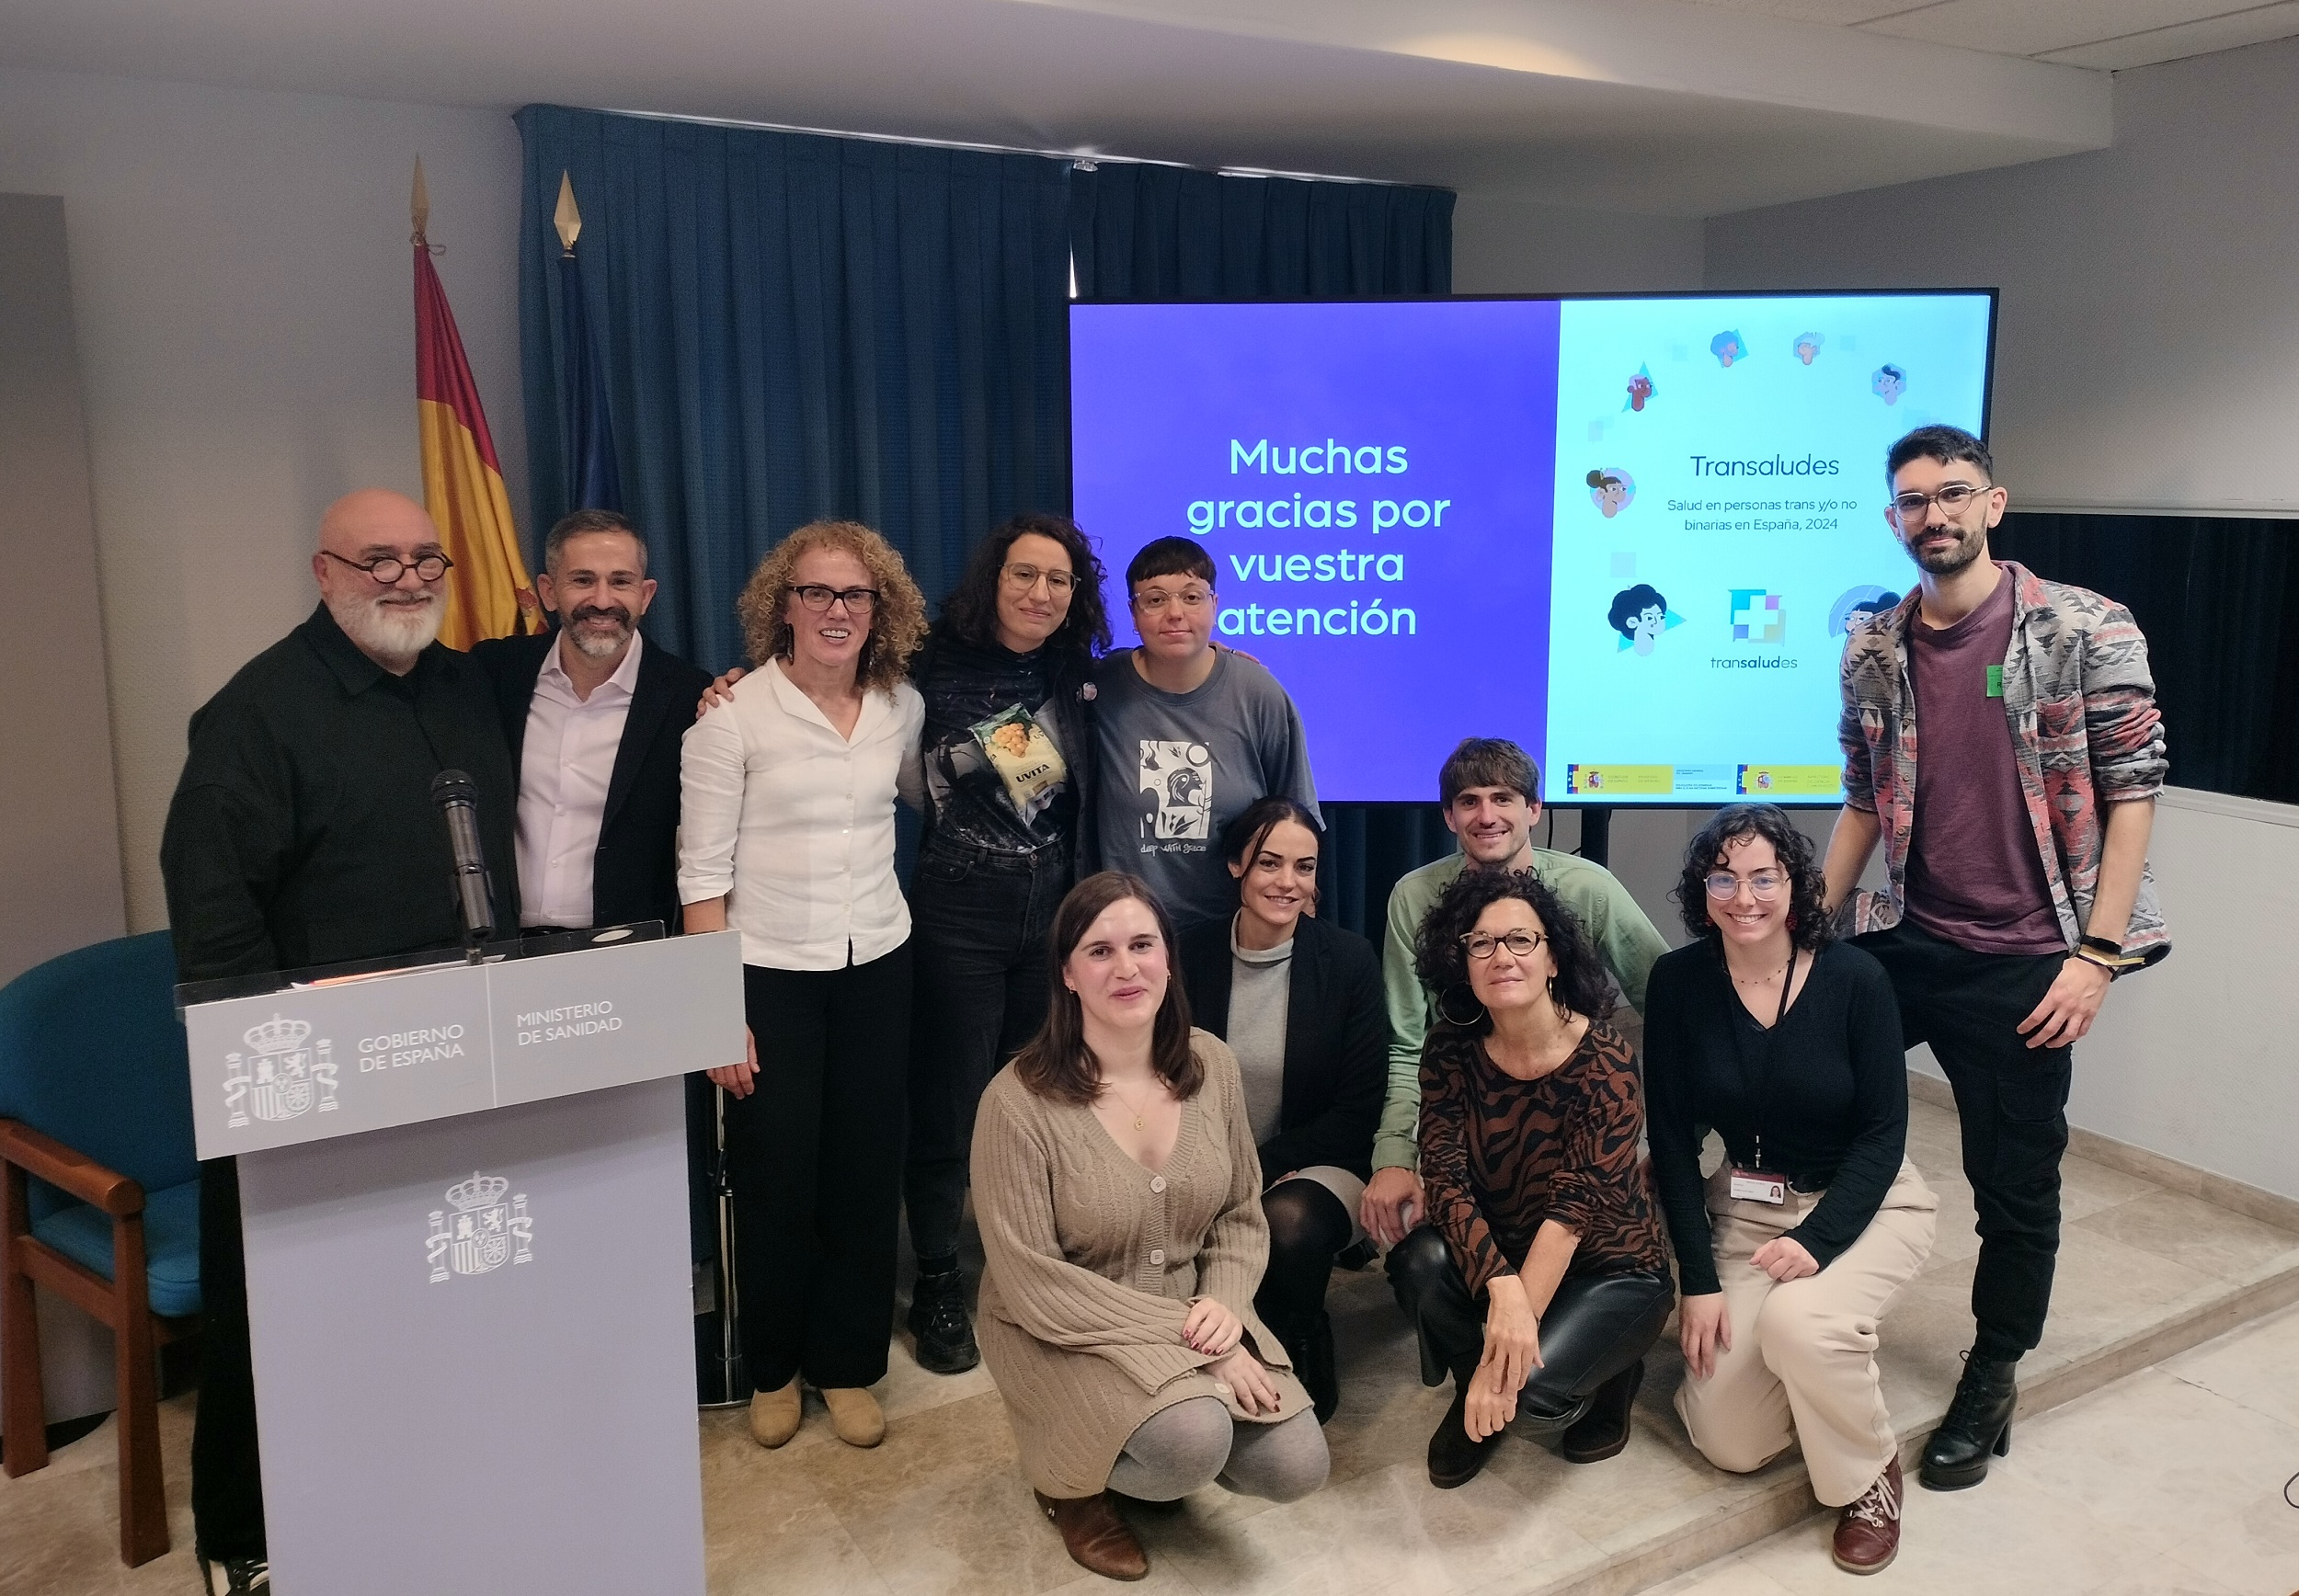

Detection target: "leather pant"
[1386, 1226, 1673, 1427]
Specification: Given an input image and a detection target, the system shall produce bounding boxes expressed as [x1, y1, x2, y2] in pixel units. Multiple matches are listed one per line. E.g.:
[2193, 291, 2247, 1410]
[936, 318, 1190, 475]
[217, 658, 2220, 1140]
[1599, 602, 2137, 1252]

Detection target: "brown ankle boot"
[1832, 1456, 1904, 1575]
[1035, 1490, 1150, 1581]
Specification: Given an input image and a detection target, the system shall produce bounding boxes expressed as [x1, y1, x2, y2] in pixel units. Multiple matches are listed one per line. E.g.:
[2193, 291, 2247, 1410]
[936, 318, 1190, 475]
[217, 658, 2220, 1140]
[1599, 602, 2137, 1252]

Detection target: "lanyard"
[1734, 947, 1799, 1173]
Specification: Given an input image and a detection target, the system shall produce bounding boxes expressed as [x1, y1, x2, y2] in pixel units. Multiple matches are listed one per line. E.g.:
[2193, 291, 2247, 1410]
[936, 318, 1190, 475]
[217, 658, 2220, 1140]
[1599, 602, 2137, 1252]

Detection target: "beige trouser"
[1675, 1159, 1938, 1506]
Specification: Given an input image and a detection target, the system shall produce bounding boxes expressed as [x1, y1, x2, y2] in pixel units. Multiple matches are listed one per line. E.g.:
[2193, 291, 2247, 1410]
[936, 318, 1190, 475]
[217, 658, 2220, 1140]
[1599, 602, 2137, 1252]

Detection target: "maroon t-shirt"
[1903, 568, 2065, 955]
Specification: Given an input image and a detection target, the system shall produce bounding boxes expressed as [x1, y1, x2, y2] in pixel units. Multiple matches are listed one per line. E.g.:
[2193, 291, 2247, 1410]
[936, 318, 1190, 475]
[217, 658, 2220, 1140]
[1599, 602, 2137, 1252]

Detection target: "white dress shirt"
[678, 657, 926, 971]
[516, 633, 644, 928]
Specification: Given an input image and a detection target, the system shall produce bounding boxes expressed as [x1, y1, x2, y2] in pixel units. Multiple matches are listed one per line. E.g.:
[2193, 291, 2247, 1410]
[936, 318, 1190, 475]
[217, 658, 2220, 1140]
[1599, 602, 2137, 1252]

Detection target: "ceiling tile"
[1861, 0, 2248, 55]
[2035, 0, 2299, 66]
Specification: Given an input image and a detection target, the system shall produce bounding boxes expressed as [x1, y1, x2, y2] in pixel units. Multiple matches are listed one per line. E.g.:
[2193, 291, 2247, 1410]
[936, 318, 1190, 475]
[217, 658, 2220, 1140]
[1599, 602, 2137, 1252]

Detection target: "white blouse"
[677, 658, 925, 971]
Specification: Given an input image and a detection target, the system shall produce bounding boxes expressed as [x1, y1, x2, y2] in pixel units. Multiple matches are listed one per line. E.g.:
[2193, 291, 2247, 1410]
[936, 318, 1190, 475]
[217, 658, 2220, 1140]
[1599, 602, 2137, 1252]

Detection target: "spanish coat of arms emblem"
[222, 1013, 338, 1128]
[427, 1172, 535, 1283]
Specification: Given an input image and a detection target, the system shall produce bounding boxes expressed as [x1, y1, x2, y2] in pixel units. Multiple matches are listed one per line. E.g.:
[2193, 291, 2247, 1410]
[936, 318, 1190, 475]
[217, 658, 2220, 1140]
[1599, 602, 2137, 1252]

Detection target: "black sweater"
[1643, 938, 1909, 1294]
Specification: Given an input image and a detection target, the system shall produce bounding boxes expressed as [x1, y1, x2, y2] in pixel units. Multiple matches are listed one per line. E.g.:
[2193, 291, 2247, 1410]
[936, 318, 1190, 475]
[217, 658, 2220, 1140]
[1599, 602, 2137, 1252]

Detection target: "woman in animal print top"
[1385, 866, 1675, 1490]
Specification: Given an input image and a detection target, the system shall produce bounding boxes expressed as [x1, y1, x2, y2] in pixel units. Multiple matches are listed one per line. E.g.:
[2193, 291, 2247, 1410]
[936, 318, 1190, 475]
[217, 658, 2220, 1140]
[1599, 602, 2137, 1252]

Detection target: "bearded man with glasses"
[1823, 425, 2168, 1495]
[161, 489, 520, 1592]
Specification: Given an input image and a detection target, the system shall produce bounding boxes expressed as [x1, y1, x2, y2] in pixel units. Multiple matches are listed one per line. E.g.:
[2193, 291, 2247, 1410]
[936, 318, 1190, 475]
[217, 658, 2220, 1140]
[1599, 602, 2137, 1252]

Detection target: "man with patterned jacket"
[1823, 425, 2167, 1499]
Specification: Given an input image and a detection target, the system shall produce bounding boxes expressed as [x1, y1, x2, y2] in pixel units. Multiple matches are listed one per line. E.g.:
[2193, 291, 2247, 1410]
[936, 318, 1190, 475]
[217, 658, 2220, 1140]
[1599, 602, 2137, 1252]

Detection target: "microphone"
[429, 770, 497, 949]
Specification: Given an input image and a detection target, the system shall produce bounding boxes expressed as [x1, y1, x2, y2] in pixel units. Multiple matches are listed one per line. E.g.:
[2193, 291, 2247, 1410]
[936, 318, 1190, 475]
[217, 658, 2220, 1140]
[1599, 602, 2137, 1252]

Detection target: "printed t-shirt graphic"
[1138, 740, 1214, 841]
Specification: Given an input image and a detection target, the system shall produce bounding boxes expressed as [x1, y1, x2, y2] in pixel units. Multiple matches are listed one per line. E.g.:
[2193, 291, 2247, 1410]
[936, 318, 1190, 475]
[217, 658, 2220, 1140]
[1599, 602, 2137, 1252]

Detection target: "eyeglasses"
[325, 549, 452, 585]
[1134, 586, 1212, 614]
[1704, 871, 1786, 901]
[788, 584, 881, 614]
[1890, 483, 1992, 522]
[1001, 563, 1078, 596]
[1460, 929, 1546, 961]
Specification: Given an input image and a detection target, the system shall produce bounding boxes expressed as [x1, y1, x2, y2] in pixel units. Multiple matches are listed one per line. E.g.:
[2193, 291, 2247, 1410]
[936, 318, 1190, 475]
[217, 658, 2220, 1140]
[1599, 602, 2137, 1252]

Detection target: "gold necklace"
[1104, 1077, 1162, 1131]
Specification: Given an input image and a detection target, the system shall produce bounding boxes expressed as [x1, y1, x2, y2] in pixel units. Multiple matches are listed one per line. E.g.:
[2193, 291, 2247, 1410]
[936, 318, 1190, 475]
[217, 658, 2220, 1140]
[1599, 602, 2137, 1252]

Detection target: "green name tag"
[1985, 665, 2004, 699]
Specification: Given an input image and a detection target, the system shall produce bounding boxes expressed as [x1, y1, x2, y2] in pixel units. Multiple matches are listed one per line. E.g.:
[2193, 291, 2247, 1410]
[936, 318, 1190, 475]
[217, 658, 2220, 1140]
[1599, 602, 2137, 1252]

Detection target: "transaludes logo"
[222, 1014, 339, 1128]
[426, 1172, 534, 1283]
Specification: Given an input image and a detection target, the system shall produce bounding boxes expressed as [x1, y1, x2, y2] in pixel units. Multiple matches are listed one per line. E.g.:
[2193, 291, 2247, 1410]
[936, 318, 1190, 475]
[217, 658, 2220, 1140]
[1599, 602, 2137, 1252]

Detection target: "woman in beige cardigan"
[972, 871, 1330, 1581]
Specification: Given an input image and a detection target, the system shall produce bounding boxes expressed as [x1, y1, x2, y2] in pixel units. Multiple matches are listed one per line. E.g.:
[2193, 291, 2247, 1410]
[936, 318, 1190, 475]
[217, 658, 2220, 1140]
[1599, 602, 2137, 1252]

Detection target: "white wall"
[0, 67, 526, 932]
[1452, 191, 1703, 296]
[1904, 791, 2299, 1203]
[1704, 34, 2299, 517]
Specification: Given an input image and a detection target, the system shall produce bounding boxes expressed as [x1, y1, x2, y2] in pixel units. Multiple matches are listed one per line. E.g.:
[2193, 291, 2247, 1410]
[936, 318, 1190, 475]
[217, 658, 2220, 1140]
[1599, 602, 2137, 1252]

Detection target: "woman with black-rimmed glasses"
[679, 519, 929, 1453]
[1383, 867, 1674, 1491]
[1644, 804, 1936, 1576]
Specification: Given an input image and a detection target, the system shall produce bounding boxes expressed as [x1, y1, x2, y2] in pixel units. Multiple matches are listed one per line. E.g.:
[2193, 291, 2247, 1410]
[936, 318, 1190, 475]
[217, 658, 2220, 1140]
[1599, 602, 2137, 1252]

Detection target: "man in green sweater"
[1359, 737, 1670, 1246]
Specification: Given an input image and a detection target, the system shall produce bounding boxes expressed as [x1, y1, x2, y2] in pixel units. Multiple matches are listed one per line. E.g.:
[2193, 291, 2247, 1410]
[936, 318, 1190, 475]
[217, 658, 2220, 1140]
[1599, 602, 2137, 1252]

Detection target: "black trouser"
[192, 1156, 265, 1560]
[1858, 920, 2072, 1362]
[1386, 1226, 1672, 1422]
[727, 943, 913, 1390]
[903, 844, 1066, 1265]
[1254, 1178, 1354, 1352]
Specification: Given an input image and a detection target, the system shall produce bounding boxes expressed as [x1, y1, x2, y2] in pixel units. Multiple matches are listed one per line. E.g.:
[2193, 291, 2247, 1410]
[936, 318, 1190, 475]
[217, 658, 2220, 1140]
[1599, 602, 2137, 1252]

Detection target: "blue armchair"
[1, 930, 201, 1566]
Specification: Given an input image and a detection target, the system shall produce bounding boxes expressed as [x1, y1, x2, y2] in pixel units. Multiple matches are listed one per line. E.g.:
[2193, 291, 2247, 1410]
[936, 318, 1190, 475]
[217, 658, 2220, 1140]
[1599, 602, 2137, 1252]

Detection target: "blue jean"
[904, 841, 1069, 1263]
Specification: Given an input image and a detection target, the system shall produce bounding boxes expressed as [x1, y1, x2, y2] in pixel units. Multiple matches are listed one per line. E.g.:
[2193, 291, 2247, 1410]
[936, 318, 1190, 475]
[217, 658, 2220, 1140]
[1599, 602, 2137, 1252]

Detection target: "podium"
[179, 929, 744, 1595]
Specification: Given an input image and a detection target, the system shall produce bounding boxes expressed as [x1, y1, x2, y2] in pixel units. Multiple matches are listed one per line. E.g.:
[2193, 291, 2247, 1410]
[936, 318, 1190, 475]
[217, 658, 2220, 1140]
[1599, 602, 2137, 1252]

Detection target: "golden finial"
[411, 156, 430, 246]
[554, 171, 583, 257]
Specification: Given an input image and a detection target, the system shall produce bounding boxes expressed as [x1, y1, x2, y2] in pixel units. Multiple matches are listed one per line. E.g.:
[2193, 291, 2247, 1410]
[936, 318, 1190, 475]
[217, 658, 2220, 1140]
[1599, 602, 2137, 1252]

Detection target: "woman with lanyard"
[1644, 804, 1937, 1576]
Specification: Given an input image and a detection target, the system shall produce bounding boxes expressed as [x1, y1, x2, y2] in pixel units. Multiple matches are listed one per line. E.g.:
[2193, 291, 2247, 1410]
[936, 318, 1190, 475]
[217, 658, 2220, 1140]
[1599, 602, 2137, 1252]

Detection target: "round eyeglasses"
[325, 549, 452, 585]
[1460, 929, 1546, 961]
[1890, 483, 1991, 522]
[1704, 871, 1786, 901]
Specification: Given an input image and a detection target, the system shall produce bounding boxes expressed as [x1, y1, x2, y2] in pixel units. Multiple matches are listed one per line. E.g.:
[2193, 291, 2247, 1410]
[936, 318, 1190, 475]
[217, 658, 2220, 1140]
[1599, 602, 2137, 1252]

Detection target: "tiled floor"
[5, 1096, 2297, 1595]
[1649, 1299, 2299, 1596]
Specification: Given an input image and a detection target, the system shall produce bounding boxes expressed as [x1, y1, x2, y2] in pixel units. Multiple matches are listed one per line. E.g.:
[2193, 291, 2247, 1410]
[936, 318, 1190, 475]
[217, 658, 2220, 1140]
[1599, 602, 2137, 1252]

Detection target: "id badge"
[1729, 1168, 1787, 1205]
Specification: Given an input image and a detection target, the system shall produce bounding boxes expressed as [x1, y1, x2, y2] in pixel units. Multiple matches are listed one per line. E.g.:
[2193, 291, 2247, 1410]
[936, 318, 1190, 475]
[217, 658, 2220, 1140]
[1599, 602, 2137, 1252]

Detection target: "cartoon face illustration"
[1586, 468, 1635, 518]
[1829, 584, 1903, 636]
[1792, 332, 1823, 365]
[1608, 583, 1670, 656]
[1624, 364, 1656, 412]
[1872, 364, 1907, 405]
[1710, 330, 1745, 368]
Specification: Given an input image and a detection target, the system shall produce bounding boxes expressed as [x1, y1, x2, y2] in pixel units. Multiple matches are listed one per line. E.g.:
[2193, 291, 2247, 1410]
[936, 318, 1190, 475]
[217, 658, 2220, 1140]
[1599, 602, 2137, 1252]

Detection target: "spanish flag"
[413, 158, 537, 648]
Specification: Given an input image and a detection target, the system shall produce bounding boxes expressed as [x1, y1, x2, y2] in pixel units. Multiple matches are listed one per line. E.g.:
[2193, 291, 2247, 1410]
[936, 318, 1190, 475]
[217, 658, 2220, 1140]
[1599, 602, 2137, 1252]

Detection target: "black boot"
[1920, 1351, 2017, 1490]
[907, 1263, 979, 1374]
[1292, 1310, 1340, 1424]
[1561, 1358, 1643, 1464]
[1426, 1370, 1505, 1489]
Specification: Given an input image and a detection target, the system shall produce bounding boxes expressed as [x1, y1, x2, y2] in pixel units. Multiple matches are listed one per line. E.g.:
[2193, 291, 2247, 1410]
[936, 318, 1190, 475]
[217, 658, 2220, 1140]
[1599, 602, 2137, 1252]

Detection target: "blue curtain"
[1995, 512, 2299, 804]
[1069, 163, 1454, 301]
[1070, 163, 1461, 936]
[516, 105, 1072, 672]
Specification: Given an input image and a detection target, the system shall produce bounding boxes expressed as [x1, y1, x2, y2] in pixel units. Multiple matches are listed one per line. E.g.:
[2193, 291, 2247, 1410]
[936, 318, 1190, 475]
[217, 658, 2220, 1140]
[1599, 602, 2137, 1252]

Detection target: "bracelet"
[2079, 933, 2124, 959]
[2073, 947, 2122, 977]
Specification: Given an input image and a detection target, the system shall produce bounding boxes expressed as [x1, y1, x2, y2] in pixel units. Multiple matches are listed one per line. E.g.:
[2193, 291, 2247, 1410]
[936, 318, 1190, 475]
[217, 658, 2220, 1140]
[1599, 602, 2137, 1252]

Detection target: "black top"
[1176, 913, 1388, 1181]
[1642, 938, 1909, 1294]
[467, 629, 713, 931]
[160, 604, 520, 982]
[911, 623, 1089, 862]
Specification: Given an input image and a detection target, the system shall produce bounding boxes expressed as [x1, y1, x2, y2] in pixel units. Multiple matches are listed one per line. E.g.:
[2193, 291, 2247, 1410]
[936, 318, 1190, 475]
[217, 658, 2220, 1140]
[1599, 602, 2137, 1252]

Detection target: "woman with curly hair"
[1644, 804, 1935, 1575]
[1385, 868, 1674, 1490]
[901, 514, 1111, 1376]
[679, 519, 929, 1451]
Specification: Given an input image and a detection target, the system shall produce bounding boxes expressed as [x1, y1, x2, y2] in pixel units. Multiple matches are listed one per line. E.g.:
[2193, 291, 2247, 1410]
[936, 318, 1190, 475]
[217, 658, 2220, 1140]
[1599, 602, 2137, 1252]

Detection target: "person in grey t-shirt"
[1092, 537, 1320, 929]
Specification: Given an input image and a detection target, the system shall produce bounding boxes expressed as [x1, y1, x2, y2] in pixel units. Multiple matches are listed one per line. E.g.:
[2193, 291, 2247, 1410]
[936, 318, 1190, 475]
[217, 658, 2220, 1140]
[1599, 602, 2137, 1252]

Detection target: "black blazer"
[468, 630, 714, 932]
[1178, 912, 1389, 1182]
